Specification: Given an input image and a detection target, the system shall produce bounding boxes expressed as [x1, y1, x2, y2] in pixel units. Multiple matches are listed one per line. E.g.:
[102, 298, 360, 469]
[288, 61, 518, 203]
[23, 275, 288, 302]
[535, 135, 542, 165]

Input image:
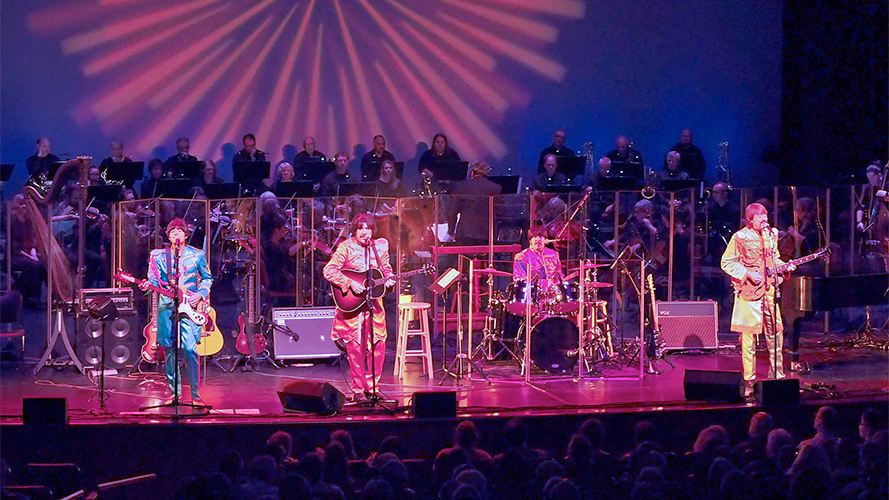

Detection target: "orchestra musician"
[322, 213, 395, 402]
[163, 137, 198, 175]
[25, 137, 61, 179]
[537, 128, 575, 174]
[138, 218, 213, 404]
[361, 135, 396, 182]
[418, 133, 463, 183]
[98, 139, 133, 170]
[721, 203, 795, 394]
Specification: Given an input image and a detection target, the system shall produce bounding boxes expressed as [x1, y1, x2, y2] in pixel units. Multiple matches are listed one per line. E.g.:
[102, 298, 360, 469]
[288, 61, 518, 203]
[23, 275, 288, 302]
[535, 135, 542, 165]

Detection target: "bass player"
[139, 218, 213, 404]
[721, 203, 795, 395]
[323, 213, 394, 402]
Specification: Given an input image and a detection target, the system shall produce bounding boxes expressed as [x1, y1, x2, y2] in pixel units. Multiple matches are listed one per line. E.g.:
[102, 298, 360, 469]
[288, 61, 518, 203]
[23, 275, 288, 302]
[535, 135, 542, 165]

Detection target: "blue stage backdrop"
[1, 0, 782, 190]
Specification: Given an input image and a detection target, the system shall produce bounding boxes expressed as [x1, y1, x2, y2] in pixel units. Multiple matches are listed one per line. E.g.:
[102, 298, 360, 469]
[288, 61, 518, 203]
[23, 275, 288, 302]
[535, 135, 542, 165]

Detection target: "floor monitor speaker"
[683, 369, 743, 403]
[277, 379, 345, 415]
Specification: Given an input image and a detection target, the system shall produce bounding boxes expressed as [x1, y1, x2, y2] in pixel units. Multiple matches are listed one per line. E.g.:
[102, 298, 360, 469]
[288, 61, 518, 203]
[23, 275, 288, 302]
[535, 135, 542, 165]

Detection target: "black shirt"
[360, 150, 396, 182]
[605, 148, 645, 186]
[293, 150, 328, 181]
[418, 148, 463, 181]
[537, 145, 575, 174]
[531, 172, 569, 191]
[25, 154, 61, 178]
[669, 143, 706, 180]
[320, 169, 355, 196]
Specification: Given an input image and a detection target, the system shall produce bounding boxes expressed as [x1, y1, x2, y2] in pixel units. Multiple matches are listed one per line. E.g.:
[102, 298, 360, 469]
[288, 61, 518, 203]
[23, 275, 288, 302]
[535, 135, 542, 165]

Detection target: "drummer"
[513, 226, 564, 293]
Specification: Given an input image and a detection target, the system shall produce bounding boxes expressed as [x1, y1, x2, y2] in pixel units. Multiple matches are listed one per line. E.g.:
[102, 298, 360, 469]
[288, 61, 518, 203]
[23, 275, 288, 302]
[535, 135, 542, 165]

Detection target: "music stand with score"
[168, 161, 202, 180]
[105, 161, 144, 187]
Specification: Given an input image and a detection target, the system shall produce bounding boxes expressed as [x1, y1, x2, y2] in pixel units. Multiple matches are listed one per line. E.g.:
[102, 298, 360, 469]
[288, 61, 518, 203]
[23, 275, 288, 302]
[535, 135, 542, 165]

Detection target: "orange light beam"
[256, 0, 316, 147]
[440, 13, 566, 81]
[326, 105, 338, 159]
[381, 42, 480, 160]
[374, 59, 429, 154]
[362, 1, 505, 158]
[62, 0, 221, 54]
[441, 0, 559, 43]
[194, 8, 299, 157]
[280, 81, 304, 153]
[82, 5, 227, 76]
[148, 41, 232, 108]
[91, 0, 276, 118]
[333, 0, 383, 136]
[401, 23, 509, 113]
[383, 0, 495, 70]
[337, 67, 360, 150]
[135, 18, 272, 153]
[305, 25, 325, 139]
[481, 0, 586, 18]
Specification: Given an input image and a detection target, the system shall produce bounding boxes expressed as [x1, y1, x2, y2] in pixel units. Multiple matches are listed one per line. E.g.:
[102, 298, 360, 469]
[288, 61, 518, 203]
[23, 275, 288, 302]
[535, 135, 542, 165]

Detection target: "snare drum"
[506, 281, 538, 315]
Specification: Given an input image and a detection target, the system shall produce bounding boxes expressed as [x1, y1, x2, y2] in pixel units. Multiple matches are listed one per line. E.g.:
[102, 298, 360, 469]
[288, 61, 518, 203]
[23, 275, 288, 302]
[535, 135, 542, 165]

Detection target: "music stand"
[155, 179, 192, 198]
[601, 176, 639, 191]
[105, 161, 144, 187]
[488, 175, 522, 194]
[202, 183, 241, 200]
[233, 161, 271, 184]
[87, 185, 123, 204]
[297, 158, 333, 183]
[662, 179, 702, 192]
[275, 181, 314, 199]
[168, 161, 202, 180]
[558, 157, 585, 180]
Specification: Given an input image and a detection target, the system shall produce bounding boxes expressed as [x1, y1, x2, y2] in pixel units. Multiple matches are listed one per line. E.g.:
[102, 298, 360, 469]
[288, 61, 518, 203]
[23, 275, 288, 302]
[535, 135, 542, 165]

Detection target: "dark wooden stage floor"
[1, 331, 886, 424]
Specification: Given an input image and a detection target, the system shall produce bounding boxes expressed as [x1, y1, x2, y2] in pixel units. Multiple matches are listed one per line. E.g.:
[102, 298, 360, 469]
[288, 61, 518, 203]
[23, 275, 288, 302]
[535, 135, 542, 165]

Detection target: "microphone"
[610, 245, 631, 270]
[761, 222, 778, 238]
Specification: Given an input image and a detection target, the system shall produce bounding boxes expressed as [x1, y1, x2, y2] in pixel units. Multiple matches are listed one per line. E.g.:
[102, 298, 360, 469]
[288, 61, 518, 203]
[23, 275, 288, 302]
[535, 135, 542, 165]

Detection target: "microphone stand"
[353, 242, 395, 411]
[765, 228, 781, 380]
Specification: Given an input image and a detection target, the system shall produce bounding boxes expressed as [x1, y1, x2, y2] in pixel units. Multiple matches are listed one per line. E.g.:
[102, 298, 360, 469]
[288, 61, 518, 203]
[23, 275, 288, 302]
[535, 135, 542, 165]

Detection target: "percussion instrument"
[550, 281, 580, 313]
[531, 316, 578, 373]
[506, 280, 539, 315]
[475, 267, 512, 278]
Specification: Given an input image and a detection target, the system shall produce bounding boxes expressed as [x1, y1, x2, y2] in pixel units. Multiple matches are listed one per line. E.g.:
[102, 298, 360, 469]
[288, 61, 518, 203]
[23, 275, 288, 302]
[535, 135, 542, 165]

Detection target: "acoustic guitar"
[197, 306, 224, 356]
[330, 265, 434, 314]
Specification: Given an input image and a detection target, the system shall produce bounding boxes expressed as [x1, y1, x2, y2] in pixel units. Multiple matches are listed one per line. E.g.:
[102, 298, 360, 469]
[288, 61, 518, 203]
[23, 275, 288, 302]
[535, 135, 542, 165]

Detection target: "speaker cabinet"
[271, 307, 341, 360]
[412, 391, 457, 418]
[23, 398, 67, 426]
[277, 379, 345, 415]
[683, 369, 743, 403]
[656, 301, 718, 350]
[77, 310, 143, 369]
[755, 379, 800, 405]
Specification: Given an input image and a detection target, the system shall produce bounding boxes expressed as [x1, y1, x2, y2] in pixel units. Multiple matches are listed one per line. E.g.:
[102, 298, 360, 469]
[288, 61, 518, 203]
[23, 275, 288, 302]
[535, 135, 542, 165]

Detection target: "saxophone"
[419, 172, 434, 198]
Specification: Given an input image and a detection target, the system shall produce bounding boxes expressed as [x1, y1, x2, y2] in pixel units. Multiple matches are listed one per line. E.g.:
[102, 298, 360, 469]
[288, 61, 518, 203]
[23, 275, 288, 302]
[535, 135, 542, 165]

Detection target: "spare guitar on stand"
[234, 260, 278, 371]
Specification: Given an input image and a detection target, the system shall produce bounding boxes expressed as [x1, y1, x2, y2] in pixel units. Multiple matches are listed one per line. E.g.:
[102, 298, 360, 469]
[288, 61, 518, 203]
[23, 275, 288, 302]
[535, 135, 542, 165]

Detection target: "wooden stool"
[395, 302, 433, 379]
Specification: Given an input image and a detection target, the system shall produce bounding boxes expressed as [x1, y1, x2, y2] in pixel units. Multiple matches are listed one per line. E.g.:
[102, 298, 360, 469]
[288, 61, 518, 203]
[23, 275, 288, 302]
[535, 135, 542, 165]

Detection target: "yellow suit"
[721, 226, 785, 381]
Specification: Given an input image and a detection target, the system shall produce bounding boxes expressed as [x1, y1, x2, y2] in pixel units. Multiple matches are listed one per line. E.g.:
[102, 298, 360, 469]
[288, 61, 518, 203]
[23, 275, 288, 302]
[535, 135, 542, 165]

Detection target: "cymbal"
[568, 263, 612, 272]
[585, 281, 613, 288]
[474, 267, 511, 278]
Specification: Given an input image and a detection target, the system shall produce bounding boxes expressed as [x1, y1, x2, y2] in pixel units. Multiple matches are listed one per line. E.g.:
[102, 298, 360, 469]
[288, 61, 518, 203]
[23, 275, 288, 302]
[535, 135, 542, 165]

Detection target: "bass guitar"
[114, 271, 209, 326]
[734, 246, 831, 301]
[197, 306, 224, 356]
[331, 265, 434, 313]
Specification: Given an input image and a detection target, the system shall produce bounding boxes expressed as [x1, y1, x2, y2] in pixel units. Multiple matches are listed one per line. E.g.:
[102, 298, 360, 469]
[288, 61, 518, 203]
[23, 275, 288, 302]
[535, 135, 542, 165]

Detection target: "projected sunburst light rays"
[27, 0, 584, 162]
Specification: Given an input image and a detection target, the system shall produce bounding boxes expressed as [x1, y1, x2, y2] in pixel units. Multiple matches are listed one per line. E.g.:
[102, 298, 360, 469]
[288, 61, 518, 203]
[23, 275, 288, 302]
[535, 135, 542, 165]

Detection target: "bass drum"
[531, 316, 578, 373]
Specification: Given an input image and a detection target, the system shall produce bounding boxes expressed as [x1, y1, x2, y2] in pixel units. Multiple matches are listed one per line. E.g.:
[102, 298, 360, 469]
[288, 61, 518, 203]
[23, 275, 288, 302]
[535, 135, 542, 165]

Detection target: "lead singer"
[140, 218, 213, 403]
[323, 213, 394, 402]
[721, 203, 794, 395]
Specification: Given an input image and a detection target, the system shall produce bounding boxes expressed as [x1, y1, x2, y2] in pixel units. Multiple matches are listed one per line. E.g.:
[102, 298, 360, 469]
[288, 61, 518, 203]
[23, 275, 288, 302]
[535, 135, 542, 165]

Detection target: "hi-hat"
[474, 267, 511, 278]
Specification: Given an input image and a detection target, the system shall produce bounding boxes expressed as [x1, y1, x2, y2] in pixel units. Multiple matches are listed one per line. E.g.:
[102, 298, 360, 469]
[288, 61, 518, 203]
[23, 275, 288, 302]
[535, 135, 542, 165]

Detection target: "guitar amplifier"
[271, 307, 341, 360]
[79, 288, 134, 313]
[655, 300, 718, 350]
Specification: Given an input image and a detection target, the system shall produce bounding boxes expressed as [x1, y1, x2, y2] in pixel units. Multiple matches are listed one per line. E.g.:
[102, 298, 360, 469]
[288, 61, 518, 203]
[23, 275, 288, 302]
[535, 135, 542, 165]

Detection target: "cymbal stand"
[579, 262, 620, 374]
[471, 274, 520, 364]
[611, 259, 642, 367]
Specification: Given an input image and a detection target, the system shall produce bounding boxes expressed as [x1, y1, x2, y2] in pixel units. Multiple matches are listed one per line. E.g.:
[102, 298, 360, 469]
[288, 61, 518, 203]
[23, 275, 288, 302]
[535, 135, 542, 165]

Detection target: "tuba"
[21, 157, 91, 303]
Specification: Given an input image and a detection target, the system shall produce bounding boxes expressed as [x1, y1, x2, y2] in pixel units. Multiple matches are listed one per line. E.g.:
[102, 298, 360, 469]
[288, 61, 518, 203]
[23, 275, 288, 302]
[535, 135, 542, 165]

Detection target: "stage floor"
[1, 330, 886, 425]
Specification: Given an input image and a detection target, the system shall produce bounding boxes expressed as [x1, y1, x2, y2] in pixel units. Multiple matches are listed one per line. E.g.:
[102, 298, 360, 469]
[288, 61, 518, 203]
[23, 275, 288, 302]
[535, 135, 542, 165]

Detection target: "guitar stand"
[229, 351, 281, 372]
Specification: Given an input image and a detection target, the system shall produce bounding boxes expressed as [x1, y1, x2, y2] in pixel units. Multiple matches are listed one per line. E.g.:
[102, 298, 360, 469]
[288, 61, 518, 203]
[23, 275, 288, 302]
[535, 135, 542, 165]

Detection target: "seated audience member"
[434, 421, 493, 481]
[798, 406, 842, 462]
[858, 408, 887, 444]
[280, 473, 313, 500]
[361, 135, 396, 182]
[418, 133, 463, 182]
[655, 151, 690, 187]
[578, 418, 620, 479]
[669, 128, 706, 180]
[789, 442, 835, 500]
[320, 151, 356, 196]
[605, 135, 644, 186]
[321, 442, 358, 499]
[734, 411, 775, 462]
[537, 128, 575, 174]
[141, 158, 166, 198]
[240, 455, 279, 500]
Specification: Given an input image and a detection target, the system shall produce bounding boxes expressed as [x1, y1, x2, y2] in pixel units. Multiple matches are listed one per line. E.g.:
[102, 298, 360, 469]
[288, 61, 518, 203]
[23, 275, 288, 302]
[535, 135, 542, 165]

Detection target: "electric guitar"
[734, 246, 831, 301]
[236, 313, 268, 356]
[114, 271, 209, 326]
[141, 293, 164, 363]
[330, 265, 434, 313]
[197, 306, 224, 356]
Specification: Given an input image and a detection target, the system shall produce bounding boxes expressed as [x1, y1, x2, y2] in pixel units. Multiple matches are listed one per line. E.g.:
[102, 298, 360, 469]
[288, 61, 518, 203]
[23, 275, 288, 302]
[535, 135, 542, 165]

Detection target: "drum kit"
[473, 262, 617, 375]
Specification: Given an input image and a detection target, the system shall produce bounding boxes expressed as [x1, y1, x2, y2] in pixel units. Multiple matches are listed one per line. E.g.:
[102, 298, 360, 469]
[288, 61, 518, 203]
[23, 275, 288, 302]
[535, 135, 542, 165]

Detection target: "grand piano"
[798, 274, 889, 311]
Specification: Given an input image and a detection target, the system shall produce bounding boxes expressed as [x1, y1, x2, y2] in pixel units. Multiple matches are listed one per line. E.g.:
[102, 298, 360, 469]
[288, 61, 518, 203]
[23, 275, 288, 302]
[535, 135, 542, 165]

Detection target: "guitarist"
[139, 218, 213, 404]
[721, 203, 795, 395]
[322, 213, 394, 402]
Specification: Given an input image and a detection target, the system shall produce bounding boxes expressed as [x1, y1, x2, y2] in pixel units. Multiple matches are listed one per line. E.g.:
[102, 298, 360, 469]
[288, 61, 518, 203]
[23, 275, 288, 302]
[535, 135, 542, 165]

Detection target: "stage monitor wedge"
[278, 380, 344, 415]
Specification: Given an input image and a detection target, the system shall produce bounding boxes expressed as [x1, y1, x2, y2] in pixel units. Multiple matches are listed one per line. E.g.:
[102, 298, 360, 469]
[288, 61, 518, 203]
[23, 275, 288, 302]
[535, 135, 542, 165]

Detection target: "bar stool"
[395, 302, 433, 379]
